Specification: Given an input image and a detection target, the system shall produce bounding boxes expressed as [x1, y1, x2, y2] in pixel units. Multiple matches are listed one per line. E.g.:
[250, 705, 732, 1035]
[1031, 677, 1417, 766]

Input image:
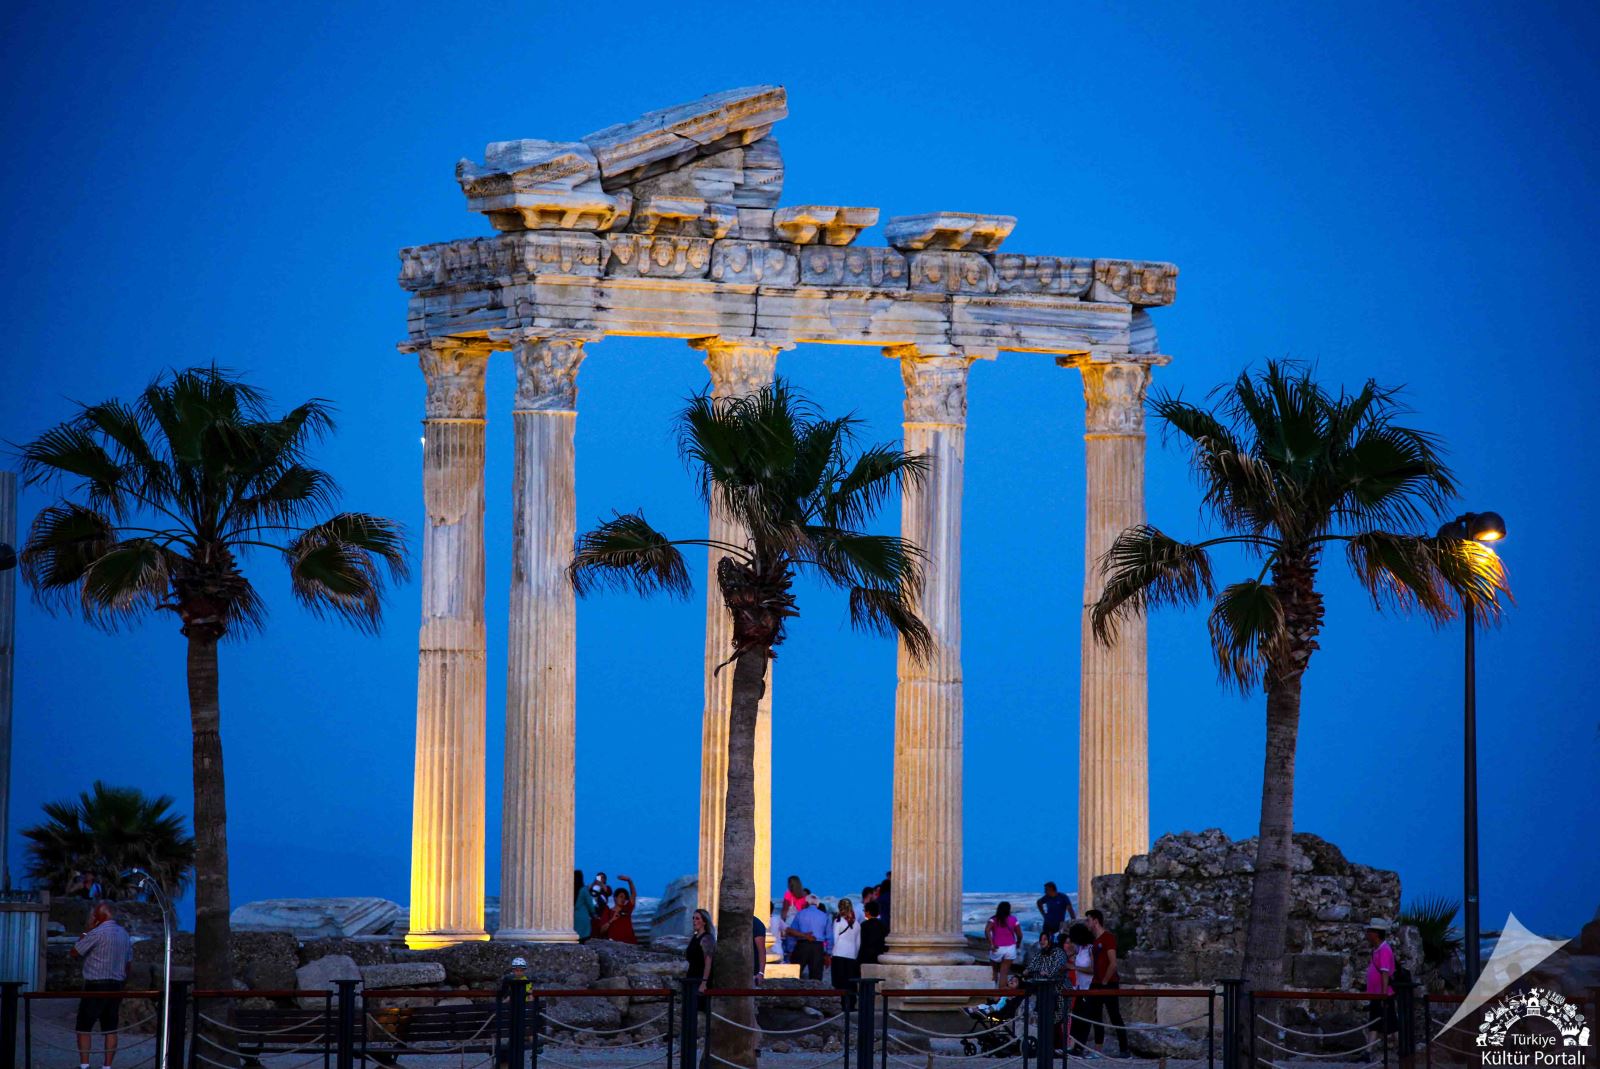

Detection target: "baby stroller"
[960, 996, 1038, 1059]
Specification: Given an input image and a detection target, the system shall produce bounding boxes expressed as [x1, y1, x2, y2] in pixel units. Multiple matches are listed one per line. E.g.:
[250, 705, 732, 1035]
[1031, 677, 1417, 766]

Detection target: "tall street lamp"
[1436, 510, 1505, 983]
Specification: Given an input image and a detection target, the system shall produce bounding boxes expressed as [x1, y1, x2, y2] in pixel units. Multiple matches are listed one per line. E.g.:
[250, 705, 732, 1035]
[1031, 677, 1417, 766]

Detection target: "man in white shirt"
[70, 902, 134, 1069]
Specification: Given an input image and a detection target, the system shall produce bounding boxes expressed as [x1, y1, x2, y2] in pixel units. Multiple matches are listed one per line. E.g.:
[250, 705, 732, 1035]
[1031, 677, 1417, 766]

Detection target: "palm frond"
[17, 422, 132, 516]
[1345, 532, 1509, 625]
[79, 539, 175, 629]
[285, 512, 410, 633]
[847, 585, 933, 661]
[822, 444, 927, 531]
[799, 526, 924, 597]
[1206, 579, 1285, 691]
[20, 504, 121, 600]
[1091, 525, 1217, 643]
[570, 511, 694, 598]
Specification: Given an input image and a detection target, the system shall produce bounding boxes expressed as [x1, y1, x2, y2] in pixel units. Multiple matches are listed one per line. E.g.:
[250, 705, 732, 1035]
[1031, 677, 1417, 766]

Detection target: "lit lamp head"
[1438, 511, 1506, 544]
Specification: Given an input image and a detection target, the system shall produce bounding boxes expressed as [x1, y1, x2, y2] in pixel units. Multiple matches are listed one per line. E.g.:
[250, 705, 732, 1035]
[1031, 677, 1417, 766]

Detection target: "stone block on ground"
[360, 961, 445, 988]
[300, 936, 393, 967]
[649, 875, 696, 939]
[296, 954, 361, 990]
[399, 940, 600, 988]
[232, 897, 400, 939]
[544, 995, 623, 1031]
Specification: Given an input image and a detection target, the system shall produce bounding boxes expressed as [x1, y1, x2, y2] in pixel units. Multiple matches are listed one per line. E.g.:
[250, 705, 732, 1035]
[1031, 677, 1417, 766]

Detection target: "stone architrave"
[690, 337, 788, 925]
[405, 337, 493, 950]
[1059, 352, 1170, 909]
[495, 331, 597, 942]
[879, 346, 989, 967]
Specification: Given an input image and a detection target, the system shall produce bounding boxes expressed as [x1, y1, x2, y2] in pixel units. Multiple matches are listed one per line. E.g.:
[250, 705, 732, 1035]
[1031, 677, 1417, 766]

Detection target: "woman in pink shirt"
[985, 901, 1024, 986]
[1364, 918, 1398, 1043]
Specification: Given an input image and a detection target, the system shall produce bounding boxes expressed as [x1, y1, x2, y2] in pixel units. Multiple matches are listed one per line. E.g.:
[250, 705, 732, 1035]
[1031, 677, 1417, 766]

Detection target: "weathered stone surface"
[992, 254, 1093, 296]
[233, 897, 401, 939]
[710, 241, 799, 286]
[584, 86, 787, 186]
[648, 875, 697, 939]
[458, 140, 600, 195]
[908, 251, 996, 294]
[953, 295, 1131, 353]
[300, 937, 393, 967]
[474, 188, 632, 234]
[544, 996, 623, 1030]
[627, 140, 783, 210]
[885, 212, 1015, 252]
[629, 196, 735, 238]
[772, 205, 878, 246]
[738, 138, 784, 207]
[795, 246, 908, 289]
[1093, 829, 1411, 989]
[400, 233, 606, 290]
[1091, 259, 1178, 306]
[296, 953, 361, 990]
[735, 208, 776, 241]
[397, 940, 600, 987]
[598, 278, 754, 337]
[756, 289, 948, 347]
[605, 235, 713, 278]
[360, 961, 446, 988]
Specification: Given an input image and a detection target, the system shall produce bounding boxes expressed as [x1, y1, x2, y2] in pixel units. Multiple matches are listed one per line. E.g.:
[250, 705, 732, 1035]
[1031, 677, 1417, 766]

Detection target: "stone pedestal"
[691, 337, 783, 922]
[862, 962, 994, 1009]
[497, 333, 593, 943]
[1059, 354, 1167, 909]
[880, 347, 986, 966]
[406, 339, 492, 949]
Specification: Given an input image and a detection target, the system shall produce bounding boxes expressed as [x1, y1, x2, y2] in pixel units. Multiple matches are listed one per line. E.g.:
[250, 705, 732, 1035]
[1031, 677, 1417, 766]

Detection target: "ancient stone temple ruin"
[396, 85, 1178, 981]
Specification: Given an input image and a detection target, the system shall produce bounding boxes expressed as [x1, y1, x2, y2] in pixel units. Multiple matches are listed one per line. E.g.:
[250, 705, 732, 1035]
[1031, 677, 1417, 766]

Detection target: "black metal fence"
[4, 977, 1596, 1069]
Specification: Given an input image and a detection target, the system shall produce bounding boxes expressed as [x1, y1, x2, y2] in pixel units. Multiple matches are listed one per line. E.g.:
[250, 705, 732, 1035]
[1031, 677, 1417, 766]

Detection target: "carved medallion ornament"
[690, 337, 785, 397]
[898, 353, 973, 426]
[1080, 361, 1152, 436]
[511, 335, 590, 412]
[407, 339, 490, 420]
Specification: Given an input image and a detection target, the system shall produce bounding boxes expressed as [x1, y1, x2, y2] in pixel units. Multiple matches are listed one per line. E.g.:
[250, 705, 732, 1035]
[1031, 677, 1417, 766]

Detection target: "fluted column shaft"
[1063, 354, 1163, 909]
[498, 333, 593, 942]
[407, 339, 491, 949]
[691, 337, 781, 922]
[882, 347, 977, 965]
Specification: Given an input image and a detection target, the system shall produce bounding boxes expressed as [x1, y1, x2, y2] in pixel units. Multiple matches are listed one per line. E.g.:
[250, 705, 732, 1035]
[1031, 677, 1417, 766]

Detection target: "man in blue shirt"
[1036, 882, 1074, 939]
[787, 895, 832, 980]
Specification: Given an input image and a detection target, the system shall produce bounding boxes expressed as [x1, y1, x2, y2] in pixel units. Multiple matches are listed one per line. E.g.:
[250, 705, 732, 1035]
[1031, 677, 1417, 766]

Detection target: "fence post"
[679, 978, 700, 1069]
[505, 980, 528, 1069]
[1028, 980, 1057, 1069]
[853, 978, 878, 1069]
[1395, 978, 1416, 1069]
[529, 995, 543, 1069]
[164, 980, 190, 1069]
[334, 979, 358, 1069]
[1207, 986, 1216, 1069]
[0, 982, 20, 1069]
[1219, 979, 1243, 1069]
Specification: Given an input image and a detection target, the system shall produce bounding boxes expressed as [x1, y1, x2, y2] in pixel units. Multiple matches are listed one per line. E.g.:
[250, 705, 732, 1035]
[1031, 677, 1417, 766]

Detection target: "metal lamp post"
[1436, 510, 1505, 984]
[121, 868, 175, 1067]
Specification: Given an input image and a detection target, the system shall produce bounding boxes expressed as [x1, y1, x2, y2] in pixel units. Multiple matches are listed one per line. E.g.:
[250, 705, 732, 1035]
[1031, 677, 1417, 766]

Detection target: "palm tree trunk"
[1241, 669, 1302, 992]
[708, 645, 766, 1069]
[186, 629, 234, 994]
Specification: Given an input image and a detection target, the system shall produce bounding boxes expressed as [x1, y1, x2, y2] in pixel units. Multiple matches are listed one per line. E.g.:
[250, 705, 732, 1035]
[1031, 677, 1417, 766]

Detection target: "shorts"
[76, 980, 125, 1032]
[1367, 998, 1397, 1035]
[989, 945, 1018, 963]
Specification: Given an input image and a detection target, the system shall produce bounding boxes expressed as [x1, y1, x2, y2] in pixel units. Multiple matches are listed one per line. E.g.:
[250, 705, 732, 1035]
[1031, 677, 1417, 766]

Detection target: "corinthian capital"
[889, 346, 990, 426]
[497, 331, 597, 412]
[403, 337, 492, 420]
[1058, 353, 1172, 436]
[689, 336, 790, 398]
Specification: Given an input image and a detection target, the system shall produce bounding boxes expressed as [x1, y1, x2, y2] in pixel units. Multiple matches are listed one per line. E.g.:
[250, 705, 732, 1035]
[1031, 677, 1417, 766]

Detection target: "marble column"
[406, 337, 492, 949]
[881, 346, 983, 965]
[1059, 353, 1167, 909]
[497, 332, 595, 942]
[689, 337, 783, 922]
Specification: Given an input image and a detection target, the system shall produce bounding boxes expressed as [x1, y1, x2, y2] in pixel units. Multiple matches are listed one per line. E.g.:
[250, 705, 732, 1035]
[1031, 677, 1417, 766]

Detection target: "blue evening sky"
[3, 2, 1596, 936]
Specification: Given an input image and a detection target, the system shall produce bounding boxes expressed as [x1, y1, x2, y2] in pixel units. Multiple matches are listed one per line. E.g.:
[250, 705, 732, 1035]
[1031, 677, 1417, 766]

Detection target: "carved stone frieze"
[885, 212, 1016, 252]
[400, 234, 607, 290]
[629, 196, 736, 239]
[404, 338, 492, 420]
[796, 246, 908, 289]
[772, 205, 879, 246]
[605, 234, 713, 279]
[908, 251, 997, 295]
[893, 349, 974, 426]
[1090, 260, 1178, 306]
[709, 241, 799, 286]
[583, 86, 788, 187]
[992, 254, 1093, 296]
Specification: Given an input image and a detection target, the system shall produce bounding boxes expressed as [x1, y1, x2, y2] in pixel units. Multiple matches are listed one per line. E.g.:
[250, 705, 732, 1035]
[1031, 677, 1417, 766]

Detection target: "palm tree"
[1090, 361, 1508, 995]
[571, 380, 929, 1068]
[23, 781, 196, 899]
[19, 366, 407, 994]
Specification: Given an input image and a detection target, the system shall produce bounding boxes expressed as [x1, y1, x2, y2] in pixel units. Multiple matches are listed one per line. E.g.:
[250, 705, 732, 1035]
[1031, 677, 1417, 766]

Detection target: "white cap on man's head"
[510, 957, 528, 968]
[1365, 918, 1391, 932]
